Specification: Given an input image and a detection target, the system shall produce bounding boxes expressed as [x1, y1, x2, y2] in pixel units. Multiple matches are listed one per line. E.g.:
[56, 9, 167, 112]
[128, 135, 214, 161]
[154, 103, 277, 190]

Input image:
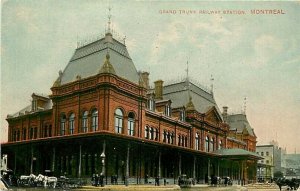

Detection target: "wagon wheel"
[17, 178, 21, 187]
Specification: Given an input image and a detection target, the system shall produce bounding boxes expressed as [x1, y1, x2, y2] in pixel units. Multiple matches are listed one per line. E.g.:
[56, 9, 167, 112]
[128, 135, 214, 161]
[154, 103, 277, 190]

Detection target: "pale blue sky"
[1, 0, 300, 153]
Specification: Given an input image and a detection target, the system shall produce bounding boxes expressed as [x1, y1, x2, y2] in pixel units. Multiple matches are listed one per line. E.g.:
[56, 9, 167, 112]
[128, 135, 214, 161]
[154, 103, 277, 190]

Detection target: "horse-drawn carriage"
[17, 173, 57, 188]
[210, 176, 232, 186]
[56, 176, 85, 189]
[178, 174, 193, 188]
[275, 177, 300, 191]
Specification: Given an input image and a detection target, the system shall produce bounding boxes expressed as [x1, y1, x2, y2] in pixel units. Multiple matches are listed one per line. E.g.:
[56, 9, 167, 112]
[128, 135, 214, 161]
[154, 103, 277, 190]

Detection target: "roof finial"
[186, 58, 191, 97]
[210, 74, 214, 95]
[123, 35, 126, 45]
[107, 4, 112, 34]
[243, 97, 247, 114]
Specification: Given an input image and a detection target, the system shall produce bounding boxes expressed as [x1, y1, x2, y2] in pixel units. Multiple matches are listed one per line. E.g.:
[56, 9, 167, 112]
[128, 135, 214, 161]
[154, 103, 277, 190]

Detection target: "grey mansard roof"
[59, 33, 140, 85]
[227, 114, 256, 137]
[7, 94, 52, 118]
[162, 81, 223, 119]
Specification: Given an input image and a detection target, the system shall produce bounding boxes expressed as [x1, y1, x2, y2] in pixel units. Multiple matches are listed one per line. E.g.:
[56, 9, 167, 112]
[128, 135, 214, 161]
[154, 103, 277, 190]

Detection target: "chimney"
[223, 106, 228, 115]
[222, 106, 228, 121]
[154, 80, 164, 100]
[141, 72, 149, 89]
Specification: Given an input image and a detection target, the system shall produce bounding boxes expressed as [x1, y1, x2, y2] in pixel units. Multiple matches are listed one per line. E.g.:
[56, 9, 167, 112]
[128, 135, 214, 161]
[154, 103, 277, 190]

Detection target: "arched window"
[114, 108, 123, 134]
[60, 114, 66, 135]
[181, 136, 184, 147]
[34, 127, 37, 139]
[69, 113, 75, 135]
[218, 140, 222, 150]
[82, 111, 88, 133]
[29, 127, 34, 139]
[185, 136, 188, 147]
[22, 128, 26, 140]
[128, 112, 135, 136]
[49, 125, 52, 137]
[91, 109, 98, 131]
[155, 128, 159, 141]
[145, 126, 149, 139]
[171, 132, 174, 144]
[44, 125, 48, 137]
[167, 132, 170, 144]
[195, 133, 199, 150]
[17, 130, 20, 141]
[210, 137, 214, 152]
[13, 130, 17, 141]
[178, 135, 181, 146]
[150, 127, 153, 140]
[163, 130, 167, 143]
[153, 128, 156, 140]
[205, 136, 209, 152]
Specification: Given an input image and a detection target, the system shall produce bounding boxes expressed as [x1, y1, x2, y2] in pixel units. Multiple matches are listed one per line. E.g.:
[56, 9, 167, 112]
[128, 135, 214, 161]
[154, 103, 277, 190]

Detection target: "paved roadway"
[8, 184, 300, 191]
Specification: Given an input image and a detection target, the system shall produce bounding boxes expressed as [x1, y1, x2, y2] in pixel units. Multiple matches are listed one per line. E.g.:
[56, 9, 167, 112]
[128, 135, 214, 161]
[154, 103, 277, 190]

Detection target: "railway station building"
[2, 26, 261, 185]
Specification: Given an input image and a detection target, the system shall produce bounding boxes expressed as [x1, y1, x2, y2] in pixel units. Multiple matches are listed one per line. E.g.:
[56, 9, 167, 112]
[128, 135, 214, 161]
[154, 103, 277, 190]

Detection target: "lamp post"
[100, 152, 105, 187]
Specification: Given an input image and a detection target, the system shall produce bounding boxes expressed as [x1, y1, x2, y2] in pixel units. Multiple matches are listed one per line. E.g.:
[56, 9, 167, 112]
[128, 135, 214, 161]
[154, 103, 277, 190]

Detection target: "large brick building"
[2, 28, 260, 185]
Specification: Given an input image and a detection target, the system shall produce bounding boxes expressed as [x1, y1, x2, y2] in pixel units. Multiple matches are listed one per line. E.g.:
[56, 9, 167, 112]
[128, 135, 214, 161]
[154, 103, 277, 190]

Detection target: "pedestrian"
[145, 174, 148, 184]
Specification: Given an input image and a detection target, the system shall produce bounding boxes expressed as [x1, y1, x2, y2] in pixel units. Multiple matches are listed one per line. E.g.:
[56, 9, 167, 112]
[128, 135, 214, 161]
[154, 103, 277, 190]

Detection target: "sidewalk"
[78, 184, 247, 191]
[78, 185, 181, 191]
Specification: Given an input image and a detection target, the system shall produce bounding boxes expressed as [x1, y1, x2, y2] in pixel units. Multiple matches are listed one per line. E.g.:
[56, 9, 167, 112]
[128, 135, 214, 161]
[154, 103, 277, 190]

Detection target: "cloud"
[249, 34, 283, 68]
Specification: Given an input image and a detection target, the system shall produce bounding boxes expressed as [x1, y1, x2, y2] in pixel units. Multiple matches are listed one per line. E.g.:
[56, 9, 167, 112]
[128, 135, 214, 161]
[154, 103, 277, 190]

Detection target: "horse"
[36, 174, 57, 188]
[46, 176, 58, 188]
[275, 177, 300, 191]
[17, 174, 36, 186]
[35, 174, 47, 187]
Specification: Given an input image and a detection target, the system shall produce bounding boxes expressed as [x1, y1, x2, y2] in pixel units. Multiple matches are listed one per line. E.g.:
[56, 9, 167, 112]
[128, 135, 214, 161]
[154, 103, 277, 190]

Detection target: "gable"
[205, 106, 223, 124]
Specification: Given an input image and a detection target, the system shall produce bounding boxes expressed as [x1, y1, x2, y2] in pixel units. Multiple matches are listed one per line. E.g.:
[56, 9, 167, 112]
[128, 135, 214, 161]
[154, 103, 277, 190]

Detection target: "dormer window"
[165, 104, 171, 117]
[218, 140, 222, 150]
[180, 110, 185, 121]
[32, 99, 37, 111]
[148, 98, 155, 111]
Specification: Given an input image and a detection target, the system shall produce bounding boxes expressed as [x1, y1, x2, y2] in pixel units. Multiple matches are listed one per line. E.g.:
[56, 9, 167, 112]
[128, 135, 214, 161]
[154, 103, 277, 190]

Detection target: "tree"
[274, 171, 283, 178]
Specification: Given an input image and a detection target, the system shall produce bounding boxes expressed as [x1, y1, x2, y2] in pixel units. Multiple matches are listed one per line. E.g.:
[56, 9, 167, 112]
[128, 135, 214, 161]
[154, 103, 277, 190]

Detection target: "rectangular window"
[266, 152, 269, 156]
